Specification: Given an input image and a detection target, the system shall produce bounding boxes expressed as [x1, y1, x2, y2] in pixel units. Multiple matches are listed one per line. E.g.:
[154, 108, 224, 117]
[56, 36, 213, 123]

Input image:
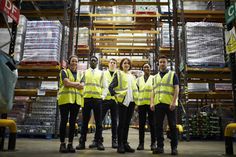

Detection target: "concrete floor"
[0, 129, 236, 157]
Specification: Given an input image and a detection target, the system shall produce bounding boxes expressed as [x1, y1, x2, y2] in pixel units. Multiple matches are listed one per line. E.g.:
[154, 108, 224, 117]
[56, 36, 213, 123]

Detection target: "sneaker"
[117, 145, 125, 154]
[89, 140, 98, 148]
[97, 142, 105, 151]
[171, 148, 178, 155]
[67, 144, 76, 153]
[124, 143, 135, 153]
[112, 139, 118, 148]
[150, 143, 156, 151]
[153, 147, 164, 154]
[59, 143, 68, 153]
[137, 143, 144, 150]
[76, 143, 85, 150]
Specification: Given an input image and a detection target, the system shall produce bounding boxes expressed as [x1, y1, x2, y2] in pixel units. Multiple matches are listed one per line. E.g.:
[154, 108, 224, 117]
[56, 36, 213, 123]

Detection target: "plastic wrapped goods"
[22, 21, 62, 63]
[186, 22, 225, 67]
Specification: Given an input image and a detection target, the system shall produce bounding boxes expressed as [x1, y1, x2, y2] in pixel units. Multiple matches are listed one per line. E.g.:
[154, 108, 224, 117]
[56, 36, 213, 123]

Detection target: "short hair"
[142, 63, 151, 70]
[109, 58, 117, 63]
[68, 55, 78, 64]
[120, 58, 132, 71]
[90, 56, 98, 61]
[158, 55, 168, 61]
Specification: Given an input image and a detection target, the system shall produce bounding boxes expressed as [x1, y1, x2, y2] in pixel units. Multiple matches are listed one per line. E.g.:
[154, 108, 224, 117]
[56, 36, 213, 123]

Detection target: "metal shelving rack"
[176, 0, 236, 141]
[75, 0, 170, 72]
[0, 0, 76, 138]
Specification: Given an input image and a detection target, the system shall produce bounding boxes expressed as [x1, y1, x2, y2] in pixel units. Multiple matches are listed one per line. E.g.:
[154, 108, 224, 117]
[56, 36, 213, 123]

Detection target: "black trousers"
[155, 103, 178, 149]
[59, 103, 80, 143]
[138, 105, 155, 144]
[80, 98, 103, 142]
[102, 99, 118, 140]
[117, 102, 135, 146]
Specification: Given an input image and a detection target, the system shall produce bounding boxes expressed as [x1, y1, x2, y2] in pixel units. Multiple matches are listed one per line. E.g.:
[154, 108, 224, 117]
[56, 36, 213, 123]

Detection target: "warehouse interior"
[0, 0, 236, 156]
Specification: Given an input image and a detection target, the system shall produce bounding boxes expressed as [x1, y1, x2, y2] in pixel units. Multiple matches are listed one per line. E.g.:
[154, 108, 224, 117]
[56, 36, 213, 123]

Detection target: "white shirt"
[123, 73, 134, 107]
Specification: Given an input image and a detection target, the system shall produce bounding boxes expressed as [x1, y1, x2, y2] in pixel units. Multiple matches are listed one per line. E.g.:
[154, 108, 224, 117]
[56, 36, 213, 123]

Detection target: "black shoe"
[171, 148, 178, 155]
[76, 143, 85, 150]
[137, 143, 144, 150]
[59, 143, 68, 153]
[67, 144, 76, 153]
[89, 140, 98, 148]
[153, 147, 164, 154]
[117, 145, 125, 154]
[97, 142, 105, 150]
[150, 143, 156, 151]
[112, 139, 118, 148]
[124, 143, 135, 153]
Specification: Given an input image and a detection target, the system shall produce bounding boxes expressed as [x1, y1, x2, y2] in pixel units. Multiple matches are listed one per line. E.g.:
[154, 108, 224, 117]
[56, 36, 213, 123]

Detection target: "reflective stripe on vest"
[114, 71, 128, 103]
[137, 75, 153, 106]
[57, 69, 83, 106]
[153, 71, 178, 105]
[83, 69, 103, 99]
[104, 70, 116, 101]
[114, 71, 138, 104]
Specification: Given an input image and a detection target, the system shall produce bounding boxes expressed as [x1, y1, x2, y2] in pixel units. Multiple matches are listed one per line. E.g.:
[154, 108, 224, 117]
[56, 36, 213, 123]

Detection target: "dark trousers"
[102, 99, 118, 140]
[155, 103, 178, 149]
[80, 98, 103, 143]
[117, 102, 135, 146]
[59, 103, 80, 143]
[138, 105, 155, 144]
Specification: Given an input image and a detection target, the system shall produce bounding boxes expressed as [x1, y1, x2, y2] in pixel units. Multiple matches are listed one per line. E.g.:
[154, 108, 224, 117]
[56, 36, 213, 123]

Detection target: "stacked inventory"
[187, 83, 209, 92]
[22, 21, 62, 63]
[17, 97, 57, 137]
[14, 15, 27, 61]
[182, 112, 221, 139]
[186, 22, 225, 67]
[0, 15, 27, 61]
[8, 97, 29, 125]
[182, 1, 224, 10]
[135, 0, 157, 13]
[161, 23, 174, 48]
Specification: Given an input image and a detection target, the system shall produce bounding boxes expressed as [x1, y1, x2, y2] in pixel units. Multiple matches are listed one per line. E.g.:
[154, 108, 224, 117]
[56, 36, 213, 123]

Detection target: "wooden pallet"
[20, 61, 59, 66]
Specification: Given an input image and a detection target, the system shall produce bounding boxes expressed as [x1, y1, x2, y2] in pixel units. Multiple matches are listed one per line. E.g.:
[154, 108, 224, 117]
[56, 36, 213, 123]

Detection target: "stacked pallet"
[161, 23, 174, 48]
[8, 97, 29, 125]
[182, 111, 221, 139]
[188, 83, 209, 92]
[186, 22, 225, 67]
[15, 15, 28, 61]
[17, 97, 58, 138]
[22, 21, 62, 65]
[182, 1, 224, 10]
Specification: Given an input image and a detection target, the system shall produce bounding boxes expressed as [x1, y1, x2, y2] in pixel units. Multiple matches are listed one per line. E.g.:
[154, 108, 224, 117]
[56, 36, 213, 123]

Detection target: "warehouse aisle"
[0, 128, 234, 157]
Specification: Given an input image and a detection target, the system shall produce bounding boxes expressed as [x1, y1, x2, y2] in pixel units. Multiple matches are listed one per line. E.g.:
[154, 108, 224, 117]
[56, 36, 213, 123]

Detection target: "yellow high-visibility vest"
[57, 69, 83, 106]
[153, 71, 178, 106]
[83, 68, 104, 99]
[114, 71, 138, 104]
[137, 75, 153, 106]
[104, 70, 116, 101]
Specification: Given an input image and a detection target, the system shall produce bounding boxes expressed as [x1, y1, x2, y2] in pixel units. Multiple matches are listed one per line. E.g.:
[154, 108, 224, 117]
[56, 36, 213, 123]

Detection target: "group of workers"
[57, 55, 179, 155]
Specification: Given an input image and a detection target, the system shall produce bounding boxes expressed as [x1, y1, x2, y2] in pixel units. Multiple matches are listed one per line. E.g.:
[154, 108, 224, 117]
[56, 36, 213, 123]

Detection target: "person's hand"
[77, 83, 84, 90]
[169, 103, 176, 111]
[150, 103, 155, 111]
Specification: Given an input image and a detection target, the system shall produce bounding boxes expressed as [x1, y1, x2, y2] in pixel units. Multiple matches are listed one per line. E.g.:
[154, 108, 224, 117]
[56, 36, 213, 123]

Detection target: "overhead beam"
[95, 45, 155, 50]
[90, 30, 159, 34]
[88, 13, 161, 17]
[92, 36, 156, 39]
[80, 2, 168, 6]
